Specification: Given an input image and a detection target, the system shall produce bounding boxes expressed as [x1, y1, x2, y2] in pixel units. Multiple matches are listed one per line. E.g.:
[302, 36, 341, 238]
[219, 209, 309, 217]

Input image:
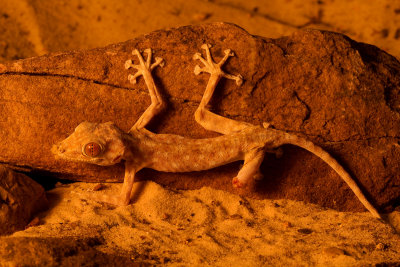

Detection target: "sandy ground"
[7, 181, 400, 266]
[1, 0, 400, 265]
[1, 0, 400, 62]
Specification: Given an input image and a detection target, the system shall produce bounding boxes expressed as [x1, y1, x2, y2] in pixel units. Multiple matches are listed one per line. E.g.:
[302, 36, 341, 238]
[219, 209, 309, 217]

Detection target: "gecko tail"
[280, 132, 381, 219]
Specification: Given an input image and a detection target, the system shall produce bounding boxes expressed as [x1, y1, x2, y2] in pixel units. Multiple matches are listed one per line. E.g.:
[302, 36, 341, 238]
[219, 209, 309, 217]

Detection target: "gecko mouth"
[51, 143, 65, 156]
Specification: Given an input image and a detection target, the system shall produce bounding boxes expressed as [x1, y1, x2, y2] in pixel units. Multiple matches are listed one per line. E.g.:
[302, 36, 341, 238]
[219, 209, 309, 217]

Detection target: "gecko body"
[52, 45, 381, 219]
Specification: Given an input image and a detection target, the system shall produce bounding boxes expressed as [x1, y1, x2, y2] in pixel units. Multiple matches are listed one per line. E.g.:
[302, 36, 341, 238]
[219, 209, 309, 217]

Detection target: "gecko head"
[52, 121, 126, 166]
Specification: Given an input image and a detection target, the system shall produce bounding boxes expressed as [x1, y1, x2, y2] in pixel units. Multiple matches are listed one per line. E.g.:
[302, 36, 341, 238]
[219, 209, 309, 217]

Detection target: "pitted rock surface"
[0, 166, 48, 235]
[0, 23, 399, 212]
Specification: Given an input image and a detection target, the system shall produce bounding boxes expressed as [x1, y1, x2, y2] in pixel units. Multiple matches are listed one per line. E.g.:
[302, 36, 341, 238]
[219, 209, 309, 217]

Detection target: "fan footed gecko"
[52, 44, 381, 219]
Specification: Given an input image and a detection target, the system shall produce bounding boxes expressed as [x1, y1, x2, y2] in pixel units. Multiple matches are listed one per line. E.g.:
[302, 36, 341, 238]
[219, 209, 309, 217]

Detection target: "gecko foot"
[232, 172, 263, 188]
[193, 44, 243, 86]
[89, 192, 131, 206]
[125, 48, 164, 84]
[232, 177, 243, 188]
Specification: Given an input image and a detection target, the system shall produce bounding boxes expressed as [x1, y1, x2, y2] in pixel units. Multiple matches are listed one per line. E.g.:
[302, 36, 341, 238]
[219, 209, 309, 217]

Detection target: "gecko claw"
[193, 52, 202, 60]
[232, 177, 243, 188]
[156, 57, 165, 67]
[150, 57, 164, 70]
[262, 122, 270, 128]
[194, 65, 203, 75]
[132, 49, 140, 56]
[235, 74, 243, 86]
[90, 193, 131, 206]
[124, 59, 133, 69]
[128, 74, 138, 84]
[224, 49, 234, 57]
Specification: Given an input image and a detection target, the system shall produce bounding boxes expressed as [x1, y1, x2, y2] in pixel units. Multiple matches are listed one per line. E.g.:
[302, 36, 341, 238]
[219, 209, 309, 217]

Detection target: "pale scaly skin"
[52, 44, 381, 219]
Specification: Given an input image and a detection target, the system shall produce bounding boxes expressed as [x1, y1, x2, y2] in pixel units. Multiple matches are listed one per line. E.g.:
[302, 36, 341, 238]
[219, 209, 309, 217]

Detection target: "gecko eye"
[82, 142, 103, 157]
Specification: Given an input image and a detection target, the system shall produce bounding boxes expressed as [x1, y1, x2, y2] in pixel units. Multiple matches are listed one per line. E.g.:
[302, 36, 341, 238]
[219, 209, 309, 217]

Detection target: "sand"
[1, 0, 400, 62]
[5, 181, 398, 266]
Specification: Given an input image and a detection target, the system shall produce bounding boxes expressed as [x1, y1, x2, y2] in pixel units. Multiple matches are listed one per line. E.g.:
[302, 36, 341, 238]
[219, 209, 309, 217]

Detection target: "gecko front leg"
[125, 48, 165, 131]
[193, 44, 251, 135]
[91, 165, 137, 206]
[193, 44, 264, 188]
[91, 48, 165, 206]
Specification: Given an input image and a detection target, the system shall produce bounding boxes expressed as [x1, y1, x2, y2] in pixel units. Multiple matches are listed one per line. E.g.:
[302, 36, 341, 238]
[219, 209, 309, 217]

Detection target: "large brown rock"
[0, 23, 399, 212]
[0, 166, 48, 235]
[0, 236, 141, 266]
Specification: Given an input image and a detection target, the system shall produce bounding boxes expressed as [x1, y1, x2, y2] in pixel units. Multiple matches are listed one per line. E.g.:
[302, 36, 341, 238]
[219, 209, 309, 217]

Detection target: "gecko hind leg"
[193, 44, 252, 135]
[125, 48, 165, 131]
[232, 147, 265, 188]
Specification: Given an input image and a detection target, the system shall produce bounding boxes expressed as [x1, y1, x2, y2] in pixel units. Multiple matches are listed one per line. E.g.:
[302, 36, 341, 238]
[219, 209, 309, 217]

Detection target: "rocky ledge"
[0, 23, 399, 212]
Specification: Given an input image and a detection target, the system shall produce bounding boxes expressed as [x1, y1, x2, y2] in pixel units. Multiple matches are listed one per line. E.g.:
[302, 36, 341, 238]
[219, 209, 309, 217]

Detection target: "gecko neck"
[120, 131, 143, 162]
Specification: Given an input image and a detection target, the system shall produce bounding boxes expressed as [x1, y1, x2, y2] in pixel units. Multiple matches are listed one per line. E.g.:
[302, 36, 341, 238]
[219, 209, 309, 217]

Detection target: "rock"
[0, 22, 399, 212]
[323, 247, 347, 257]
[0, 166, 48, 235]
[297, 228, 313, 235]
[0, 236, 141, 266]
[375, 242, 387, 251]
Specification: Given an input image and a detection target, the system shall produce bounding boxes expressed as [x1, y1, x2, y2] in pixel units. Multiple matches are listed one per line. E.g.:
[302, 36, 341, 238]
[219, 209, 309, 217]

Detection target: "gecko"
[52, 44, 381, 219]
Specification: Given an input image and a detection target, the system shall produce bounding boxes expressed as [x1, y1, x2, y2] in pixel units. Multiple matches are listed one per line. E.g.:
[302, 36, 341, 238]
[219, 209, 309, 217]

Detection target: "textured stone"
[0, 166, 48, 235]
[0, 236, 141, 266]
[0, 23, 399, 212]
